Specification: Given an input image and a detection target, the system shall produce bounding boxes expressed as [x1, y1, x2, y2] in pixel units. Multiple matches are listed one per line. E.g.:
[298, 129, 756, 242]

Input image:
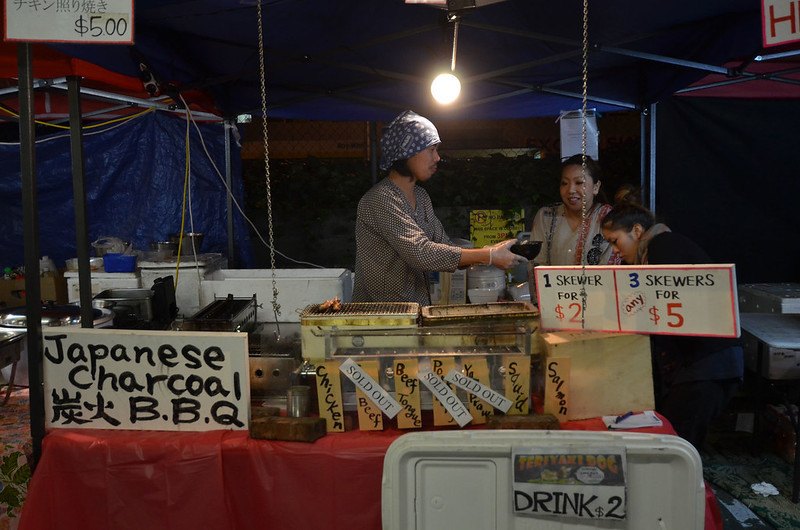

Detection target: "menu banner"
[535, 264, 740, 337]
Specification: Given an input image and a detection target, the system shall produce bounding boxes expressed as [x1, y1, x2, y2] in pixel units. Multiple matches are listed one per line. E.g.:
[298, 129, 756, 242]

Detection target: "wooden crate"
[541, 330, 654, 420]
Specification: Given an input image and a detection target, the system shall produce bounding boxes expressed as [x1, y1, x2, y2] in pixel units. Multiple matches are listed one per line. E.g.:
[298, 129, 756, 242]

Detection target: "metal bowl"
[170, 233, 204, 255]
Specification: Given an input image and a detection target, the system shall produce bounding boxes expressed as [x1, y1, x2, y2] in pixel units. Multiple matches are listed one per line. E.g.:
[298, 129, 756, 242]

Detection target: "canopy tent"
[0, 40, 220, 121]
[5, 0, 800, 470]
[41, 0, 791, 121]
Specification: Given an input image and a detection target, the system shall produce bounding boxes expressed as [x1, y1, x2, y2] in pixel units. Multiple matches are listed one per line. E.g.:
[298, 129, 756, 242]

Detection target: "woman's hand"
[487, 239, 523, 270]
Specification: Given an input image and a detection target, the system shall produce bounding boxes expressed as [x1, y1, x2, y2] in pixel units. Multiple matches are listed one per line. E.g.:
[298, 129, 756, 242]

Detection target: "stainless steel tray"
[420, 301, 537, 326]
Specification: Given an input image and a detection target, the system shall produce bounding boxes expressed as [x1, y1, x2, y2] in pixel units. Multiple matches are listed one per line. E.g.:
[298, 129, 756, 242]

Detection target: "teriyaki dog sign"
[43, 328, 249, 432]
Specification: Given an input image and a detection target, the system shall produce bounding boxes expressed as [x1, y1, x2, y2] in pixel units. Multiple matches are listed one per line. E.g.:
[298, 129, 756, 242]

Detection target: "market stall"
[3, 265, 741, 529]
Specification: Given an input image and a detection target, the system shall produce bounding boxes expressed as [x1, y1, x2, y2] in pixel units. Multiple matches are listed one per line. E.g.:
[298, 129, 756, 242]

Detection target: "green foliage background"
[242, 139, 638, 269]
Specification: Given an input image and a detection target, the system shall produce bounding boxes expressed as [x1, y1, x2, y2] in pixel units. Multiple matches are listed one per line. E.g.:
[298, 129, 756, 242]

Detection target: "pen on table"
[615, 411, 634, 424]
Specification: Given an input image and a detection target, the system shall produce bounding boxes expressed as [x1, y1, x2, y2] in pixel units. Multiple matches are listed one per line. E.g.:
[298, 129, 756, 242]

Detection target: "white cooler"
[64, 271, 141, 303]
[382, 430, 705, 530]
[200, 268, 353, 323]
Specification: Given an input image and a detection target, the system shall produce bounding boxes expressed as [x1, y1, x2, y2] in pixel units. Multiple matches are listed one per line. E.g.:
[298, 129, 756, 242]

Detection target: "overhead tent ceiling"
[37, 0, 794, 121]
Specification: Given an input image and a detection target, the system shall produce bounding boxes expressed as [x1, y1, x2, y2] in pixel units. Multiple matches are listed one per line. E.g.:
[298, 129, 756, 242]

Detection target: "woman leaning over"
[600, 199, 743, 450]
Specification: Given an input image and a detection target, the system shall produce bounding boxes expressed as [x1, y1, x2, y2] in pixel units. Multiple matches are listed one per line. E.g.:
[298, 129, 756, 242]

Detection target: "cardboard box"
[541, 330, 654, 420]
[0, 272, 67, 309]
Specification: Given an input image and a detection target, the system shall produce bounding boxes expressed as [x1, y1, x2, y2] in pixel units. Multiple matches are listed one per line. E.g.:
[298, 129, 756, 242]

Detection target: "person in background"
[601, 197, 743, 450]
[352, 110, 521, 306]
[530, 154, 620, 266]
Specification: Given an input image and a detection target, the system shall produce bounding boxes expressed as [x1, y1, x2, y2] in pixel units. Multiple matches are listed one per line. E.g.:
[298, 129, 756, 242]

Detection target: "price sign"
[535, 267, 619, 331]
[536, 264, 740, 338]
[5, 0, 134, 44]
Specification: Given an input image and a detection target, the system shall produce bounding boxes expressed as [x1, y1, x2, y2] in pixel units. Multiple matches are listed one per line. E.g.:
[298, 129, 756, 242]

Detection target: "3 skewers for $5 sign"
[534, 264, 740, 338]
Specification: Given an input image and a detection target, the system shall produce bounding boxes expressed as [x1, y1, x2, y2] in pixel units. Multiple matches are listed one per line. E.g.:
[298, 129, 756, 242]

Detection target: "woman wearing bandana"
[352, 110, 522, 305]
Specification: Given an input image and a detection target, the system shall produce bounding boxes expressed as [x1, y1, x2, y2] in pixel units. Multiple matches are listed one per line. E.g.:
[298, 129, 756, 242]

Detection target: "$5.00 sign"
[535, 264, 740, 338]
[5, 0, 133, 44]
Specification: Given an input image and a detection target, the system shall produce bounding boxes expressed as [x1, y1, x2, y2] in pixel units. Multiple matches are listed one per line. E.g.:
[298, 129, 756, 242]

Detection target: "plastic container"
[467, 287, 502, 304]
[466, 264, 506, 290]
[103, 253, 137, 273]
[383, 430, 706, 530]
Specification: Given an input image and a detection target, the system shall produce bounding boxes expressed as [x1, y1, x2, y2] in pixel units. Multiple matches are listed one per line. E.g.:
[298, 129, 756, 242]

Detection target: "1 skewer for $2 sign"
[534, 264, 740, 337]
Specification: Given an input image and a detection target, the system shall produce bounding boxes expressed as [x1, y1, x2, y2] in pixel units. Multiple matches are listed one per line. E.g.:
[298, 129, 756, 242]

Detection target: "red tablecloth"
[18, 415, 721, 530]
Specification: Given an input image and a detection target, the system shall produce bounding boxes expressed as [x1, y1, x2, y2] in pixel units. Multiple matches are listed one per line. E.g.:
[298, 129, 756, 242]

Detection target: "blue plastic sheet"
[0, 112, 253, 270]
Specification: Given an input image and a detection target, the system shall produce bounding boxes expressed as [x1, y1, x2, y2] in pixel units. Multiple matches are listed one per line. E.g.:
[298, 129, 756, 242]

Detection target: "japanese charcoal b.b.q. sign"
[43, 328, 250, 432]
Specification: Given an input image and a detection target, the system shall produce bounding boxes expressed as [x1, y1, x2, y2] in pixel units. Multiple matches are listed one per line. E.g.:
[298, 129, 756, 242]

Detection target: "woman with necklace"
[352, 110, 521, 306]
[530, 154, 620, 266]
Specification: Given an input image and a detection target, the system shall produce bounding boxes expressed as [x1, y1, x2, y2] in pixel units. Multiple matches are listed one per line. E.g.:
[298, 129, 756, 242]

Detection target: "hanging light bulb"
[431, 73, 461, 104]
[431, 14, 462, 104]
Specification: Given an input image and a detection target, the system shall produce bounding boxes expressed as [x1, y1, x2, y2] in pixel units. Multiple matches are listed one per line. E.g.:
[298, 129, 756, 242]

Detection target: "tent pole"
[17, 42, 45, 470]
[224, 119, 236, 267]
[648, 103, 657, 214]
[67, 76, 94, 327]
[640, 108, 647, 201]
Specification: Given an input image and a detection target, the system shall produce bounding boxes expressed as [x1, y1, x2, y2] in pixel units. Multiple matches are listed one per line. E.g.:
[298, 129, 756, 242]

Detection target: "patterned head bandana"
[379, 110, 441, 171]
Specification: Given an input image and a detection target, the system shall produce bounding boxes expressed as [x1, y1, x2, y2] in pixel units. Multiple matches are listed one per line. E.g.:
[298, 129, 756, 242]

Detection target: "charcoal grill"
[181, 294, 257, 333]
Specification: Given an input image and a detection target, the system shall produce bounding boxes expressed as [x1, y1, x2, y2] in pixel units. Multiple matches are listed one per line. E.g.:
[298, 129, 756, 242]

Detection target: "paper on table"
[602, 410, 663, 430]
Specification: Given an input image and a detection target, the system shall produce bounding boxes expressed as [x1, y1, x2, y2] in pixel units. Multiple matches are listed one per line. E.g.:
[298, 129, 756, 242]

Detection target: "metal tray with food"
[420, 301, 538, 326]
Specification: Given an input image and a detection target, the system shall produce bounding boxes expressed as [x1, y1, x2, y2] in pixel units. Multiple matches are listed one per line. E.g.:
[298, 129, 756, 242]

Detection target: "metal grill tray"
[299, 302, 420, 328]
[420, 301, 537, 326]
[300, 301, 418, 317]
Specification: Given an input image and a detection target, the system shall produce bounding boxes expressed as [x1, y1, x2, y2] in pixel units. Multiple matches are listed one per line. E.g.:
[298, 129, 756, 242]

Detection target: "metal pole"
[648, 103, 657, 213]
[224, 120, 235, 267]
[18, 42, 45, 469]
[68, 76, 94, 327]
[640, 108, 647, 201]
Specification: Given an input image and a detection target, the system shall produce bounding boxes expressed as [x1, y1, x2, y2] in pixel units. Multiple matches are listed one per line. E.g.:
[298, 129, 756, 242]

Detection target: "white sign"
[559, 109, 599, 161]
[445, 368, 512, 413]
[762, 0, 800, 47]
[419, 370, 473, 427]
[513, 447, 627, 521]
[535, 264, 740, 337]
[339, 358, 401, 418]
[43, 328, 249, 432]
[5, 0, 134, 44]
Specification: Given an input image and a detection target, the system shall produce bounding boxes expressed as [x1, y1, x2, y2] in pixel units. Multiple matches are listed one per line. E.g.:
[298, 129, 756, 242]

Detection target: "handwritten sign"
[43, 328, 248, 432]
[430, 357, 457, 426]
[513, 447, 627, 520]
[419, 370, 473, 427]
[315, 361, 345, 432]
[503, 355, 531, 415]
[446, 366, 512, 414]
[339, 358, 401, 426]
[5, 0, 134, 43]
[469, 208, 525, 247]
[394, 359, 422, 429]
[543, 358, 570, 421]
[762, 0, 800, 47]
[535, 264, 740, 337]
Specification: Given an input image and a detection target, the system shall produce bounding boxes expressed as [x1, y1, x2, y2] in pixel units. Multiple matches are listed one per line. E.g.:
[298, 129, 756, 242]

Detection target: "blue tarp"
[0, 112, 253, 270]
